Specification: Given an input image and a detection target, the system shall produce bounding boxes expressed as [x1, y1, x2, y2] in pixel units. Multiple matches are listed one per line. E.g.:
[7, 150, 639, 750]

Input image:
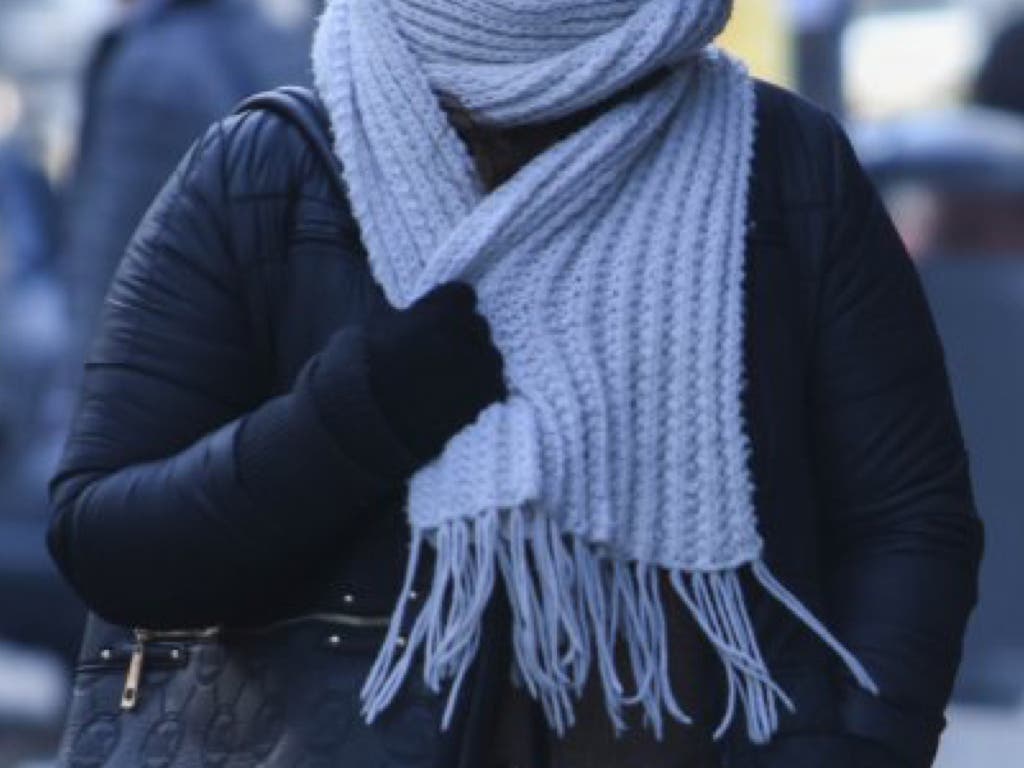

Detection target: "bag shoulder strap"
[234, 86, 348, 204]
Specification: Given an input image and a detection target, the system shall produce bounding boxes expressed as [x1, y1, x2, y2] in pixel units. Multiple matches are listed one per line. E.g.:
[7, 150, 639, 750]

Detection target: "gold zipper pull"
[120, 630, 148, 711]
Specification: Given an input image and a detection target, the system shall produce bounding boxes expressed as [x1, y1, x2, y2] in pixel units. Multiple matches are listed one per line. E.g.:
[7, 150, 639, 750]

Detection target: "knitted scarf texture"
[311, 0, 877, 744]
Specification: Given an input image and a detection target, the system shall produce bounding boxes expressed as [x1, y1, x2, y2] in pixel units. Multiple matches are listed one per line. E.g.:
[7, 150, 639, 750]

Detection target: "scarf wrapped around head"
[312, 0, 878, 743]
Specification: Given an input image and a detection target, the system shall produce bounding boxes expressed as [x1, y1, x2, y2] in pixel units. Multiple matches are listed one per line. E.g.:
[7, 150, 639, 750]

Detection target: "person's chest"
[258, 164, 829, 569]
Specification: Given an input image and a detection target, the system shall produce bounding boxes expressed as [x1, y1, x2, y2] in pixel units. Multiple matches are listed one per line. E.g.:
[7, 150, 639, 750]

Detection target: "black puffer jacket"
[48, 83, 982, 768]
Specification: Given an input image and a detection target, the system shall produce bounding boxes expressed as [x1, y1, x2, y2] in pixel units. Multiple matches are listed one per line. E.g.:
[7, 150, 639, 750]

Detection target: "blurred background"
[0, 0, 1021, 765]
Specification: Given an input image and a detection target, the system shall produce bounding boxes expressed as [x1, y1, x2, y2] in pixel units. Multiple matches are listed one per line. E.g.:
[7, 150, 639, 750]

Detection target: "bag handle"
[234, 86, 349, 205]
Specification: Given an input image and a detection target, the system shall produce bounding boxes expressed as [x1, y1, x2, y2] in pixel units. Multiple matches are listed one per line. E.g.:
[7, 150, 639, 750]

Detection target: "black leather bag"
[54, 88, 469, 768]
[56, 613, 457, 767]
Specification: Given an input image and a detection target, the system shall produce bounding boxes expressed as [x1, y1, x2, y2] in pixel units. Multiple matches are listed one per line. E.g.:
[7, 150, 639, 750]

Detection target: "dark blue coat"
[48, 83, 983, 768]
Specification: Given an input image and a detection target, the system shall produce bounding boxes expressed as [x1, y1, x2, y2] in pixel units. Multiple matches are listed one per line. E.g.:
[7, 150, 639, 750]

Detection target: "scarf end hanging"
[360, 506, 878, 744]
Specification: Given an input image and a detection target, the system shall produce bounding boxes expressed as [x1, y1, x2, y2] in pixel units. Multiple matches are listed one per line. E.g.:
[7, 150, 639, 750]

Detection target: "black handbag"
[54, 88, 493, 768]
[56, 613, 458, 768]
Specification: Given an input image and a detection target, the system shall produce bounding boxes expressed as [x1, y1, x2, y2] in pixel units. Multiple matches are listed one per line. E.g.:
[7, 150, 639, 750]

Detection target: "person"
[47, 1, 983, 767]
[61, 0, 314, 361]
[0, 141, 56, 285]
[0, 138, 62, 515]
[0, 140, 84, 662]
[789, 0, 850, 117]
[975, 14, 1024, 118]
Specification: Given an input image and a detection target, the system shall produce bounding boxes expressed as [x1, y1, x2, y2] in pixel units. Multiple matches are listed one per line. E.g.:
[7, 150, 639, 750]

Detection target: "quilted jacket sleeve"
[810, 118, 984, 768]
[47, 116, 415, 630]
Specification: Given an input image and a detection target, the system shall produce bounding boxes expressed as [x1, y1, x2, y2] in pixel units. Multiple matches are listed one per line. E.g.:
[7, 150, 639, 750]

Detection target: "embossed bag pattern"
[57, 616, 450, 768]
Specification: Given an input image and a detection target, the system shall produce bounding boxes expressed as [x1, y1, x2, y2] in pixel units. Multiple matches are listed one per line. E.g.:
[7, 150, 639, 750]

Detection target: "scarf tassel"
[360, 506, 878, 744]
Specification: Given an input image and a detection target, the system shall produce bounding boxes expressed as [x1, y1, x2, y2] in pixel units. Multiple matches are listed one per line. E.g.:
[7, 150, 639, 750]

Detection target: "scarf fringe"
[361, 507, 878, 743]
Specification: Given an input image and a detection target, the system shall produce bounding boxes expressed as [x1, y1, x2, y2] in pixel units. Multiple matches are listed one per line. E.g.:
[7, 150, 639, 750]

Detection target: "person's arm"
[48, 115, 505, 631]
[809, 119, 984, 768]
[49, 117, 415, 629]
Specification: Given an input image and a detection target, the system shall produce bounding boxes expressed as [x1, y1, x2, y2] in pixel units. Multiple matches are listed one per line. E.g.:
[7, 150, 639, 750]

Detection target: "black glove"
[364, 281, 507, 466]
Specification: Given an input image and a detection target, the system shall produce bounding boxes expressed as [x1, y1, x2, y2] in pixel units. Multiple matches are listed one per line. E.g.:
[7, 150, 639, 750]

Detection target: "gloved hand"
[364, 281, 507, 465]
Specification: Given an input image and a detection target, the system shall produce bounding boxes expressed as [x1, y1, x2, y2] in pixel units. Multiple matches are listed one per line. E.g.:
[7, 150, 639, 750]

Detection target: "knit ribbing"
[312, 0, 877, 744]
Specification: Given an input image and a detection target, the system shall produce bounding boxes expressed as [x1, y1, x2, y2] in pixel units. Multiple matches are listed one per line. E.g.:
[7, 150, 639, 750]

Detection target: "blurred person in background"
[974, 13, 1024, 118]
[0, 136, 60, 517]
[47, 1, 982, 767]
[790, 0, 849, 117]
[62, 0, 314, 363]
[0, 137, 83, 661]
[0, 142, 56, 286]
[0, 138, 59, 499]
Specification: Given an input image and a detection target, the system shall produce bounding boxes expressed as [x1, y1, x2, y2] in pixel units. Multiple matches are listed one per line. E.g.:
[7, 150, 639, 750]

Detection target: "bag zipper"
[117, 610, 397, 711]
[120, 627, 221, 711]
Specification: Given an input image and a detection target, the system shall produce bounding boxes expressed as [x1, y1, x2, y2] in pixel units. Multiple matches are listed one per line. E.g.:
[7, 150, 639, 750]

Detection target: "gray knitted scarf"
[311, 0, 877, 744]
